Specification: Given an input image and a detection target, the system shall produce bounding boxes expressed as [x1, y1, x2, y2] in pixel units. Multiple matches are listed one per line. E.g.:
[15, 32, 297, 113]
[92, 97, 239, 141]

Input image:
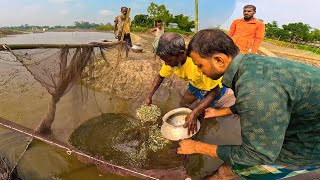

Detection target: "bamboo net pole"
[0, 41, 124, 50]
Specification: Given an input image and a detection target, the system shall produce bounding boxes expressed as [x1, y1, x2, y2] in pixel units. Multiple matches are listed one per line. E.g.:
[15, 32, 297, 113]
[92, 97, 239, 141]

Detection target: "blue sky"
[0, 0, 319, 29]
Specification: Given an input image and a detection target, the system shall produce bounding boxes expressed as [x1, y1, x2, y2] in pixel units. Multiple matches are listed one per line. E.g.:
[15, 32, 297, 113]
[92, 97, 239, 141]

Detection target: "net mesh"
[0, 41, 190, 180]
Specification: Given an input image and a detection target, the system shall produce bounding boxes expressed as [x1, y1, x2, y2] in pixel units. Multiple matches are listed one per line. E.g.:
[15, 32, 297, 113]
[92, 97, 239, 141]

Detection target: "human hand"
[183, 113, 197, 135]
[177, 139, 199, 155]
[204, 108, 220, 118]
[178, 139, 218, 157]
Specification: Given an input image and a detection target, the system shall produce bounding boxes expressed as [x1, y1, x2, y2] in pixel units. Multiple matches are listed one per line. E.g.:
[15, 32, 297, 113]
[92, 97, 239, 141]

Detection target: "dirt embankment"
[260, 41, 320, 68]
[0, 30, 24, 37]
[86, 33, 187, 101]
[89, 33, 320, 101]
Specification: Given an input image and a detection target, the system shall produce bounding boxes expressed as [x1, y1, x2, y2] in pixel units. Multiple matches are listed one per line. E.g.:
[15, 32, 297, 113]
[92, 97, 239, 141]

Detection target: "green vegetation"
[164, 28, 194, 35]
[133, 2, 195, 32]
[296, 45, 320, 55]
[264, 38, 320, 55]
[131, 27, 150, 32]
[96, 25, 113, 31]
[0, 21, 108, 32]
[265, 21, 320, 55]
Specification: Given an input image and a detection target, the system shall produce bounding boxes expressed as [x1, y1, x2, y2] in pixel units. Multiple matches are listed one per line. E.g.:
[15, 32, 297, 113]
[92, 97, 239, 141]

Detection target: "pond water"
[0, 32, 241, 180]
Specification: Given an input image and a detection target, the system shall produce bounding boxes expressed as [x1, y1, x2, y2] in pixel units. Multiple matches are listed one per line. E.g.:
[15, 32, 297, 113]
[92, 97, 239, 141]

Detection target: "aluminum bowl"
[161, 108, 200, 141]
[131, 43, 143, 53]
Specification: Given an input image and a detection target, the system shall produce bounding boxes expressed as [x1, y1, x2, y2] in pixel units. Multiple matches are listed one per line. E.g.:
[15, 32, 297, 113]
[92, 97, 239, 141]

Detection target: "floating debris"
[147, 125, 170, 152]
[136, 104, 161, 123]
[69, 113, 185, 170]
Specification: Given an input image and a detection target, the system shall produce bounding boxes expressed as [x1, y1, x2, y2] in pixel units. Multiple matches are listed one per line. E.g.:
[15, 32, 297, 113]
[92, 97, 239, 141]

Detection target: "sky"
[0, 0, 319, 30]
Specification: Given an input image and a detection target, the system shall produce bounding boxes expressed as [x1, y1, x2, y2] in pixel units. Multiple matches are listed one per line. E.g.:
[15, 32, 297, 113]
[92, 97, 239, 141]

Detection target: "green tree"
[132, 14, 153, 27]
[266, 21, 288, 40]
[74, 21, 100, 29]
[309, 29, 320, 42]
[282, 22, 311, 42]
[172, 14, 195, 32]
[147, 2, 173, 25]
[147, 2, 158, 21]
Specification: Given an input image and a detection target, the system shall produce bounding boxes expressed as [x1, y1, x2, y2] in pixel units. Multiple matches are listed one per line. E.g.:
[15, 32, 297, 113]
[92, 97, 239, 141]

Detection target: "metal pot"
[131, 43, 143, 52]
[161, 108, 200, 141]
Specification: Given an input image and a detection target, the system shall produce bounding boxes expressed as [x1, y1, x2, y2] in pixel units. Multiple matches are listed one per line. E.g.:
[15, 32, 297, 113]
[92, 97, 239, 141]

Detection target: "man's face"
[160, 54, 183, 67]
[121, 8, 128, 15]
[243, 7, 255, 20]
[189, 51, 225, 80]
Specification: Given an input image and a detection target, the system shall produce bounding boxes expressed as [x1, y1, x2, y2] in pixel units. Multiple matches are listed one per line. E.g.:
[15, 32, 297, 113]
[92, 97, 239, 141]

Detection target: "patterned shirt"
[217, 53, 320, 168]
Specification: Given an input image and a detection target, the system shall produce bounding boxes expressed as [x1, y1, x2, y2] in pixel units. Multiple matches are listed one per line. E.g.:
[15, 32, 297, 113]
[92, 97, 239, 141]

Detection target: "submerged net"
[0, 39, 196, 180]
[0, 35, 236, 179]
[0, 42, 166, 179]
[1, 43, 119, 133]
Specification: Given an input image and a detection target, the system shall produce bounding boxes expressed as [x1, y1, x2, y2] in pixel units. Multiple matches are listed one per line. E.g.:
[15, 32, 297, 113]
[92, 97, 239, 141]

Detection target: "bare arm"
[251, 23, 265, 53]
[204, 107, 233, 118]
[114, 17, 118, 37]
[184, 86, 221, 134]
[144, 74, 164, 105]
[228, 20, 236, 37]
[178, 139, 218, 158]
[149, 28, 157, 34]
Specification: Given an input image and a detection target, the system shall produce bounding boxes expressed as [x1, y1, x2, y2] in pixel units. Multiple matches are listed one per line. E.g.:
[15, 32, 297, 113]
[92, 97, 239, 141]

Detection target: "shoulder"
[233, 18, 243, 23]
[253, 18, 265, 26]
[231, 19, 242, 26]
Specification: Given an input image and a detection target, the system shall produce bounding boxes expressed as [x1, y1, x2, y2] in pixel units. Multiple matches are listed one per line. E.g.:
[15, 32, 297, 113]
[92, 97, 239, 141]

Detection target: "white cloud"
[99, 9, 115, 17]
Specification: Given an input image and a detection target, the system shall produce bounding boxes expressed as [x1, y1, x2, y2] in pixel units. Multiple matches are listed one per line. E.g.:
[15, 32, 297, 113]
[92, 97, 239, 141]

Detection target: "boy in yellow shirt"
[144, 33, 228, 134]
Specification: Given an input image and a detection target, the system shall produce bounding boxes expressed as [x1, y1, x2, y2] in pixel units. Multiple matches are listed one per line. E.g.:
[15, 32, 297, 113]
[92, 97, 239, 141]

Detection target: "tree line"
[0, 21, 108, 31]
[266, 21, 320, 44]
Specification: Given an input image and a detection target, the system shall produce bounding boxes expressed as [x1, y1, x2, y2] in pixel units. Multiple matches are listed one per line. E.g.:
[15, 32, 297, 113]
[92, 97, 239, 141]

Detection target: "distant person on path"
[114, 7, 132, 53]
[150, 20, 165, 60]
[228, 5, 265, 54]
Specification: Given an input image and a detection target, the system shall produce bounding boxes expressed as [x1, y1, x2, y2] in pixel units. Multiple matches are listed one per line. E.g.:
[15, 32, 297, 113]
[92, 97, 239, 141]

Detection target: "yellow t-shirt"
[159, 57, 223, 91]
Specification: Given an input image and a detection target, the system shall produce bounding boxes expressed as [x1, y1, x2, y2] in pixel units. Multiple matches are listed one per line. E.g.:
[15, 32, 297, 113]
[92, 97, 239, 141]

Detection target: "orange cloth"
[228, 18, 265, 54]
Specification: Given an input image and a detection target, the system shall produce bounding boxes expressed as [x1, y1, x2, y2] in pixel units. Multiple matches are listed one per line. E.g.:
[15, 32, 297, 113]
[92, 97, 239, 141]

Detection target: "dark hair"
[156, 33, 185, 57]
[121, 7, 128, 11]
[156, 20, 163, 24]
[187, 29, 239, 58]
[244, 5, 256, 11]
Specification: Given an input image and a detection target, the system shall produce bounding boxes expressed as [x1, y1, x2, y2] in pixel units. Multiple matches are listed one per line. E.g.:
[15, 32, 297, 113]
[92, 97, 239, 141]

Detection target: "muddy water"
[0, 32, 241, 179]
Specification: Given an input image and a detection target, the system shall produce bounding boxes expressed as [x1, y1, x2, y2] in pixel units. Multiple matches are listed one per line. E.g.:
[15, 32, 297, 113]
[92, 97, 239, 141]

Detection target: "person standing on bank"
[228, 5, 265, 54]
[150, 20, 165, 60]
[114, 6, 132, 56]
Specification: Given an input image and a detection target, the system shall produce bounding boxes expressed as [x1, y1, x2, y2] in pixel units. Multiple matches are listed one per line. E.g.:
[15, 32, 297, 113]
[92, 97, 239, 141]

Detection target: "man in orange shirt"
[228, 5, 265, 54]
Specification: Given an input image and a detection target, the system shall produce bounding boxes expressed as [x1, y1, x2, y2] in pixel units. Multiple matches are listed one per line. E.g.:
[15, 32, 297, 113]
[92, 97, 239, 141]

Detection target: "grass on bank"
[264, 38, 320, 55]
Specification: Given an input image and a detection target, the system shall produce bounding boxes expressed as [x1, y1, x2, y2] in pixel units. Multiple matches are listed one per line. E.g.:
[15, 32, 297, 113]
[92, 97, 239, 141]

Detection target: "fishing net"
[0, 34, 241, 179]
[1, 42, 120, 133]
[0, 40, 193, 180]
